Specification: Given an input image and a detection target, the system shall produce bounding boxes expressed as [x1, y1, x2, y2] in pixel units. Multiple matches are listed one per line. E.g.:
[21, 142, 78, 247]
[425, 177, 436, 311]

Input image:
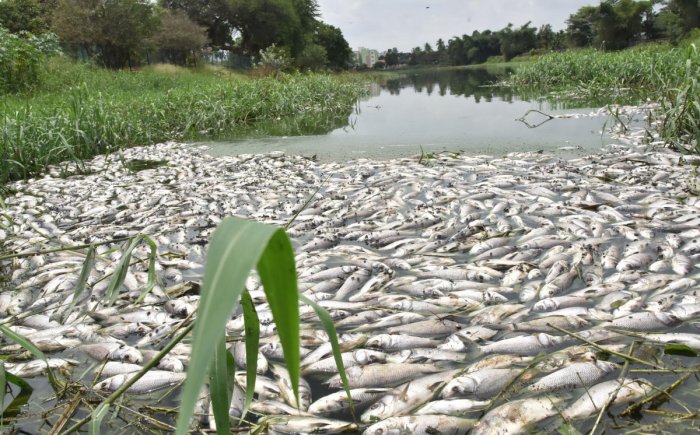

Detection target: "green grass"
[508, 40, 700, 153]
[0, 58, 367, 184]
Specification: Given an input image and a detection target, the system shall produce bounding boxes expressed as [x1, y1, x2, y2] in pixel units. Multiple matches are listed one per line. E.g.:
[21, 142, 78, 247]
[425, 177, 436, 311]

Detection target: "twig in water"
[621, 372, 693, 417]
[546, 323, 666, 369]
[589, 341, 635, 435]
[62, 321, 195, 433]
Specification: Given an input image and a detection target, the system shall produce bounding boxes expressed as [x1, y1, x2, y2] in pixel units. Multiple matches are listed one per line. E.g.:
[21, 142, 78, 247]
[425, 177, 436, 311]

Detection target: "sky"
[316, 0, 601, 52]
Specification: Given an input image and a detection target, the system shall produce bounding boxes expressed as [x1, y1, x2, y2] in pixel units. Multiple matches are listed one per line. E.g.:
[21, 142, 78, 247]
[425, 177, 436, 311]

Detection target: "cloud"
[317, 0, 600, 51]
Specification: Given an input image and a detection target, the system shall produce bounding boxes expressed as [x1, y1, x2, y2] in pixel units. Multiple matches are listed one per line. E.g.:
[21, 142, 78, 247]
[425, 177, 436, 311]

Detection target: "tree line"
[0, 0, 352, 70]
[380, 0, 700, 68]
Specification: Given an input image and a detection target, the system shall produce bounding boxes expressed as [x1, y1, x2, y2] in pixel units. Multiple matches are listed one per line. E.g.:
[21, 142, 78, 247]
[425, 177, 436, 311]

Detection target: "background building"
[354, 47, 379, 67]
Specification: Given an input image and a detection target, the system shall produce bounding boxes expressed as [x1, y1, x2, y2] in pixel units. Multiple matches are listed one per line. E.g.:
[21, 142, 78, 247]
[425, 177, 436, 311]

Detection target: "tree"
[295, 41, 326, 70]
[384, 47, 399, 66]
[499, 22, 537, 61]
[0, 0, 47, 34]
[150, 9, 208, 65]
[566, 5, 597, 47]
[659, 0, 700, 42]
[52, 0, 158, 68]
[593, 0, 654, 50]
[159, 0, 236, 50]
[314, 22, 350, 69]
[537, 24, 555, 50]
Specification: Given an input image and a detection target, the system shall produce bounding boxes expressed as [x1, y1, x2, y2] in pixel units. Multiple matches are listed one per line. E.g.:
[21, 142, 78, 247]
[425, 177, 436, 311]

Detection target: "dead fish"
[94, 370, 186, 394]
[415, 398, 490, 416]
[608, 311, 681, 331]
[365, 334, 441, 351]
[79, 342, 143, 364]
[472, 395, 567, 435]
[442, 368, 523, 400]
[308, 388, 389, 415]
[264, 415, 357, 434]
[270, 364, 312, 411]
[360, 369, 461, 422]
[363, 415, 475, 435]
[560, 378, 652, 421]
[325, 363, 444, 389]
[302, 349, 386, 375]
[528, 360, 617, 392]
[480, 333, 563, 356]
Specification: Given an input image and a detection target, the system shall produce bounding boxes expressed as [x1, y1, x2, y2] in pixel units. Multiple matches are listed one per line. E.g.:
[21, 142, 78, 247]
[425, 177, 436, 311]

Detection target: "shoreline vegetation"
[507, 38, 700, 154]
[0, 58, 368, 184]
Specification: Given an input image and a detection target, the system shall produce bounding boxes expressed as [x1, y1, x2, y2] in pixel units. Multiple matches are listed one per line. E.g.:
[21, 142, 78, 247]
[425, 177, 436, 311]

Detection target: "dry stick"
[480, 353, 545, 416]
[621, 372, 693, 417]
[0, 237, 132, 261]
[62, 321, 194, 434]
[588, 341, 635, 435]
[545, 324, 666, 370]
[48, 393, 82, 435]
[284, 173, 331, 230]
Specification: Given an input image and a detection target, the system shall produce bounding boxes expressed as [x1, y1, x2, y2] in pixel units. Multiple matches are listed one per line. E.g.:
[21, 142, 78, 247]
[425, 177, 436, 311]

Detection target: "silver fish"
[362, 415, 475, 435]
[528, 360, 617, 392]
[94, 370, 186, 394]
[560, 378, 652, 420]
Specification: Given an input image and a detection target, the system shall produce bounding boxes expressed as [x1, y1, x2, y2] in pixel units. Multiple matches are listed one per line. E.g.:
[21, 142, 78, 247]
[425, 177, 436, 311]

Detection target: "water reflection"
[204, 67, 613, 162]
[382, 67, 517, 104]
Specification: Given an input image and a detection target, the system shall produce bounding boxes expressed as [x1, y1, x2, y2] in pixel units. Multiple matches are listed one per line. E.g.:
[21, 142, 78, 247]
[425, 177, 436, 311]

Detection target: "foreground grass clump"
[0, 58, 366, 184]
[509, 41, 700, 153]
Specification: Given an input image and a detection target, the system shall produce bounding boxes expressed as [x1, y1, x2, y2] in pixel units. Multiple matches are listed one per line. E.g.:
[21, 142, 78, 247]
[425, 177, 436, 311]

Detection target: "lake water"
[203, 67, 614, 161]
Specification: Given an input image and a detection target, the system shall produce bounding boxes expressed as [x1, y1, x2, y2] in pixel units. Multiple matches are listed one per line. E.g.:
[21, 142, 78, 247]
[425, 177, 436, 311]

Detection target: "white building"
[355, 47, 379, 68]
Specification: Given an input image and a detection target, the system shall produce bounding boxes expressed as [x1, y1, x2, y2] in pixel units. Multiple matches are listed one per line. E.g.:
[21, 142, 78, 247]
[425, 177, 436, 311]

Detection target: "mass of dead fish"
[1, 105, 699, 433]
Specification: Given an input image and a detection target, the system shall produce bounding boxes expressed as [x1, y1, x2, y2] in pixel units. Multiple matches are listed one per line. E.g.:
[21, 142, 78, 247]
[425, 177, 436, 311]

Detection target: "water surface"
[203, 67, 613, 161]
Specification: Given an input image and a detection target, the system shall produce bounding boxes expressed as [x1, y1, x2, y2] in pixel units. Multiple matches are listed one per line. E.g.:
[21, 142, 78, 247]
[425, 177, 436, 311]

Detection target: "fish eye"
[374, 430, 384, 435]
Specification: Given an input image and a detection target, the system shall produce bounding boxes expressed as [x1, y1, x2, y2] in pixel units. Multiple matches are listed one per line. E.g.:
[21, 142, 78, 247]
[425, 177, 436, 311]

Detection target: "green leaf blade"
[175, 217, 282, 434]
[299, 294, 354, 417]
[209, 337, 231, 433]
[240, 289, 260, 420]
[256, 229, 300, 409]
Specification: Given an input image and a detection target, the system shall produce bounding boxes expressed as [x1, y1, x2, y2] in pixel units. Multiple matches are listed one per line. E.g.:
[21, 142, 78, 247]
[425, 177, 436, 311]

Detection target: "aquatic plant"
[509, 40, 700, 153]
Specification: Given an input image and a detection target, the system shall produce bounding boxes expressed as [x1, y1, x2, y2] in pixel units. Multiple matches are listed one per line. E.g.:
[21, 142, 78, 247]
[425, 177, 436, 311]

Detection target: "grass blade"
[62, 245, 96, 320]
[0, 324, 62, 391]
[89, 402, 109, 435]
[256, 229, 300, 409]
[0, 361, 5, 423]
[299, 294, 355, 417]
[104, 236, 142, 306]
[2, 373, 32, 420]
[175, 217, 297, 434]
[209, 337, 231, 433]
[134, 235, 158, 304]
[240, 289, 260, 420]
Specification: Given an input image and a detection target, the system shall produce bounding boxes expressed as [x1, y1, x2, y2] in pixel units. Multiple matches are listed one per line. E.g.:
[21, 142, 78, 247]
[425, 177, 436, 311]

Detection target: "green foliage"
[659, 0, 700, 43]
[0, 26, 60, 93]
[315, 22, 351, 69]
[499, 22, 537, 61]
[256, 43, 292, 73]
[0, 58, 367, 183]
[174, 216, 301, 434]
[0, 0, 47, 34]
[149, 8, 208, 65]
[510, 39, 700, 153]
[295, 42, 328, 71]
[52, 0, 158, 68]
